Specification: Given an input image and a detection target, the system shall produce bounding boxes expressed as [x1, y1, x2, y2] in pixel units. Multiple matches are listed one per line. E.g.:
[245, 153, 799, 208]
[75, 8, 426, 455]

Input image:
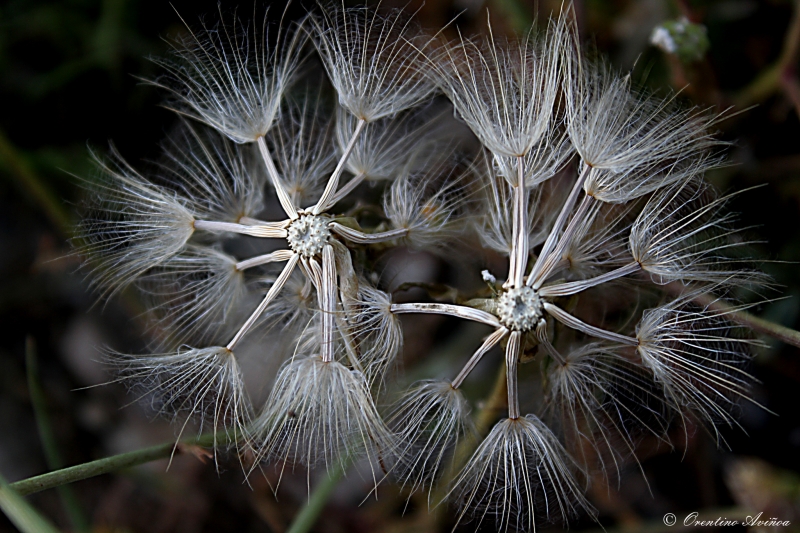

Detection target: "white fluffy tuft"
[451, 415, 593, 531]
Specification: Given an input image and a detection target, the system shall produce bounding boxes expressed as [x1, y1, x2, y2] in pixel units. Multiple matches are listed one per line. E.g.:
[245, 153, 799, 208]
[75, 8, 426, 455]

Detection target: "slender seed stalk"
[329, 222, 408, 244]
[390, 302, 501, 327]
[535, 319, 566, 364]
[533, 194, 594, 288]
[528, 162, 591, 285]
[507, 156, 530, 288]
[313, 118, 367, 214]
[544, 302, 639, 345]
[193, 220, 288, 238]
[329, 171, 367, 206]
[451, 327, 509, 388]
[226, 253, 300, 350]
[539, 262, 641, 297]
[505, 332, 522, 419]
[257, 136, 298, 220]
[235, 249, 295, 271]
[320, 245, 337, 363]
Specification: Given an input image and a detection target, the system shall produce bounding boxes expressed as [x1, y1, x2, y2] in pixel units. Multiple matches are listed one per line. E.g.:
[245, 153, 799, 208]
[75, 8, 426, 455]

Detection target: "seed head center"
[497, 286, 543, 331]
[287, 214, 330, 257]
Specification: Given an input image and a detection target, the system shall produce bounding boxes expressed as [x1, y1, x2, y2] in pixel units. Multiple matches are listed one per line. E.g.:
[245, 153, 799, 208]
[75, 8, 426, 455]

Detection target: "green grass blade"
[25, 337, 90, 532]
[0, 472, 62, 533]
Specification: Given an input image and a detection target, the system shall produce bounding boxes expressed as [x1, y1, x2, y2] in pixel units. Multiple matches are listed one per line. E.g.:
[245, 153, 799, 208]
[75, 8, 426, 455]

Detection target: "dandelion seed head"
[286, 214, 331, 257]
[496, 286, 543, 331]
[78, 2, 769, 525]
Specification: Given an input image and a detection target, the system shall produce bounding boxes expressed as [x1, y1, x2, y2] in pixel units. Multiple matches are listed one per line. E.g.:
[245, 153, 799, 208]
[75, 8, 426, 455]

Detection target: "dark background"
[1, 0, 799, 531]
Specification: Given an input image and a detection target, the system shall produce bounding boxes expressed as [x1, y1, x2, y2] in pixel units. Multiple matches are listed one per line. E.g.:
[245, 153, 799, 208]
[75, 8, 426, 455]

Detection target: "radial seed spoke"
[507, 156, 530, 289]
[538, 262, 641, 297]
[506, 331, 522, 419]
[528, 162, 591, 285]
[313, 118, 367, 215]
[389, 302, 501, 327]
[226, 253, 299, 350]
[257, 136, 298, 220]
[543, 302, 638, 346]
[235, 249, 295, 271]
[320, 245, 337, 363]
[451, 327, 509, 388]
[194, 219, 288, 238]
[329, 222, 408, 244]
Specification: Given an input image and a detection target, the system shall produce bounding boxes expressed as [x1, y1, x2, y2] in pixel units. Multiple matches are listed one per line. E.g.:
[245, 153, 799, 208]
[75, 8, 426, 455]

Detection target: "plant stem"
[429, 359, 511, 525]
[721, 306, 800, 348]
[475, 361, 510, 436]
[665, 282, 800, 348]
[285, 465, 347, 533]
[10, 432, 225, 497]
[735, 0, 800, 114]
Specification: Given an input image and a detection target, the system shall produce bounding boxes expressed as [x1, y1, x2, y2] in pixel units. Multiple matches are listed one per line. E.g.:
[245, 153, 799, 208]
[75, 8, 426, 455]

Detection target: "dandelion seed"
[150, 6, 304, 144]
[383, 158, 472, 249]
[266, 84, 337, 207]
[452, 415, 593, 532]
[432, 14, 567, 168]
[563, 55, 727, 202]
[546, 344, 671, 478]
[311, 4, 435, 122]
[138, 245, 246, 347]
[78, 148, 196, 296]
[250, 355, 394, 480]
[636, 293, 760, 436]
[336, 102, 455, 185]
[112, 346, 250, 453]
[630, 176, 767, 286]
[389, 380, 474, 500]
[347, 283, 403, 387]
[158, 120, 267, 222]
